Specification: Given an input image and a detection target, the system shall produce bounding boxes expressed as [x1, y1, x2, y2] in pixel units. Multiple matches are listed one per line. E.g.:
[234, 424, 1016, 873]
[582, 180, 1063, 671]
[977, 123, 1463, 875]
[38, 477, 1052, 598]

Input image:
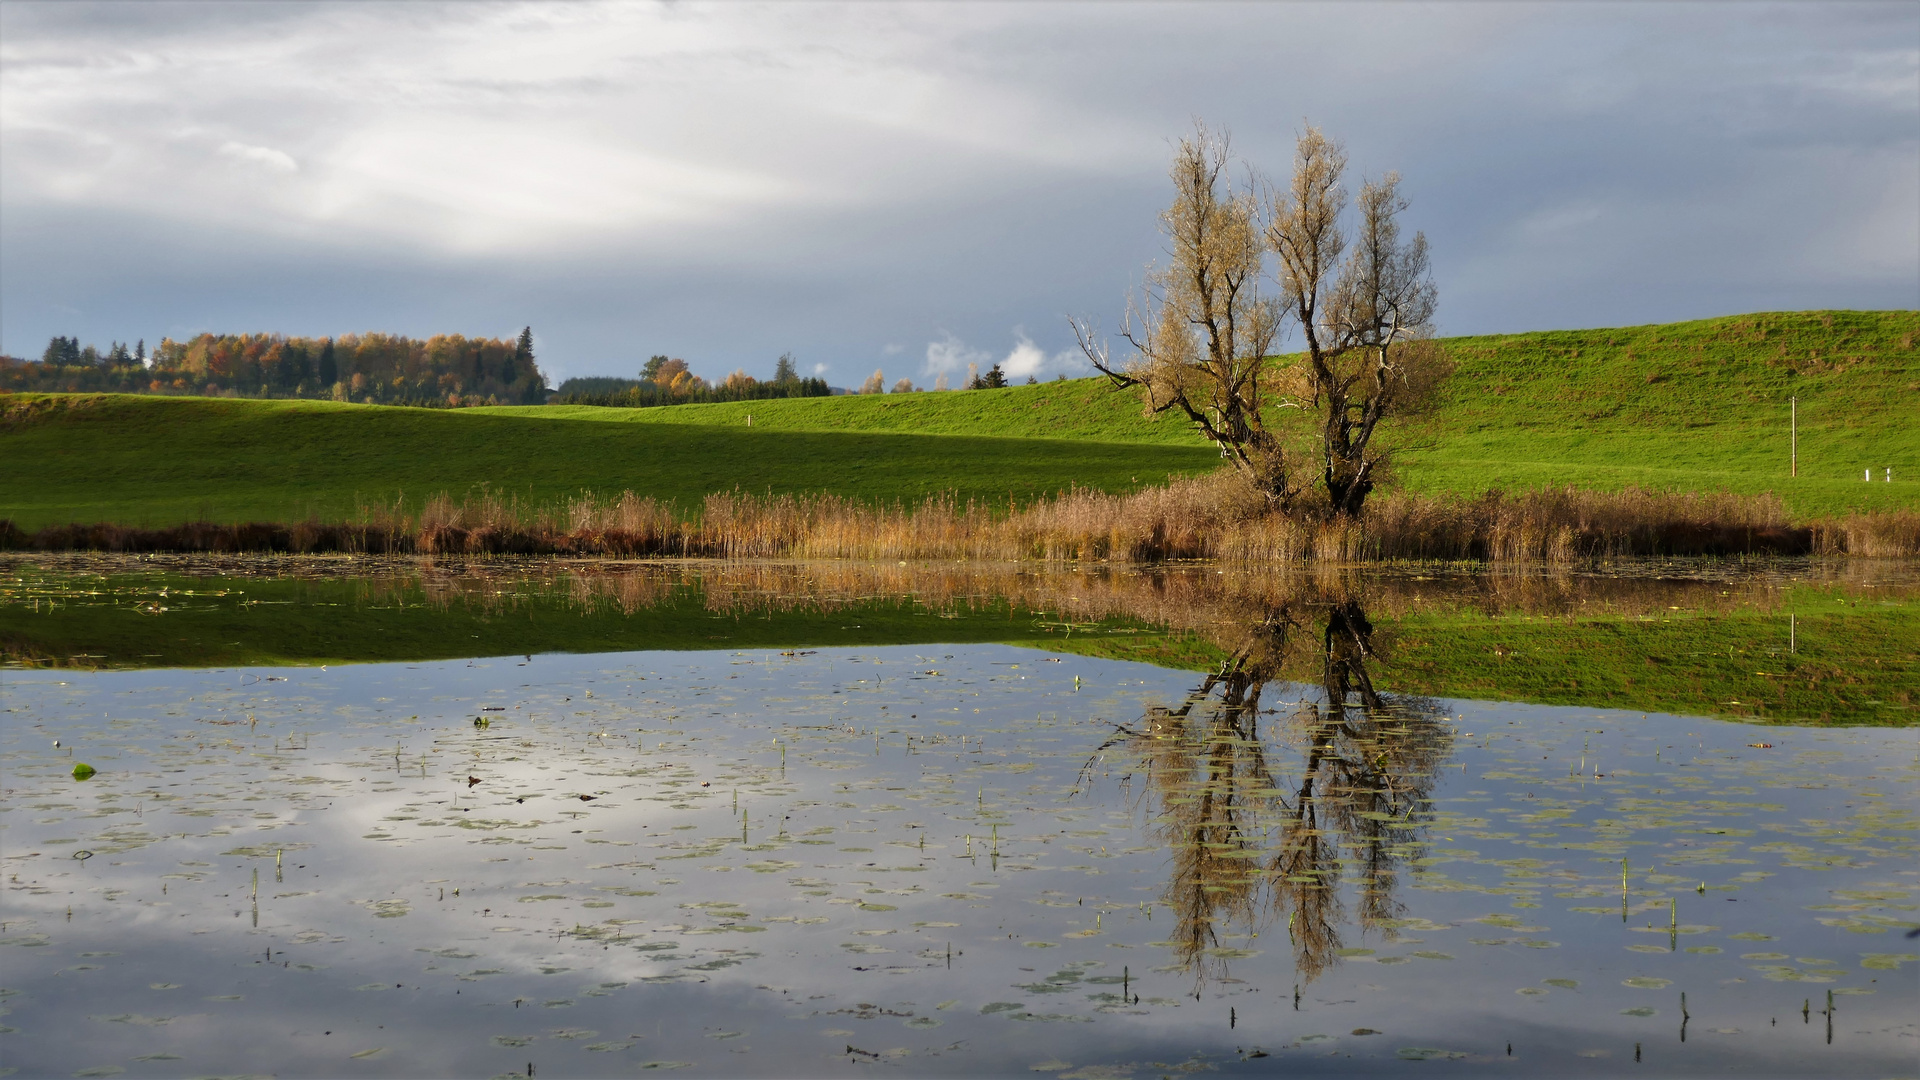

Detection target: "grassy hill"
[0, 393, 1215, 530]
[483, 376, 1203, 444]
[1, 310, 1914, 529]
[1396, 310, 1918, 515]
[482, 309, 1919, 516]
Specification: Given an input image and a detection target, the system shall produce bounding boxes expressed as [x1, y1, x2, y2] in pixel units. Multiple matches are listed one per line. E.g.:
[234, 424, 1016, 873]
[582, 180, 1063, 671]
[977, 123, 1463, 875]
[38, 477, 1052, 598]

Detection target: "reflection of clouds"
[4, 576, 1913, 1075]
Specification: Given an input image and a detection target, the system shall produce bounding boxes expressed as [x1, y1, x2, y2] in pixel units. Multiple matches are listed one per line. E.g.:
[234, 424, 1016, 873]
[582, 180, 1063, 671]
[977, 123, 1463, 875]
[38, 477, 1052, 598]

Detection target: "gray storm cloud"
[1, 1, 1913, 386]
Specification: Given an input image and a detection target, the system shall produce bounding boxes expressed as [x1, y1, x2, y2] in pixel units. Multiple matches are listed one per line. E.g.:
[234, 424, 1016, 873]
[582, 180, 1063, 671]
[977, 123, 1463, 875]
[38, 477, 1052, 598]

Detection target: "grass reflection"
[4, 553, 1914, 724]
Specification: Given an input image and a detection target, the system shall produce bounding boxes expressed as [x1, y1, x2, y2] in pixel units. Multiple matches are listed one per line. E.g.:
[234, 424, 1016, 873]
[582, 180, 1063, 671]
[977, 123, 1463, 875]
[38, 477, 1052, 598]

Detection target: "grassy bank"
[10, 478, 1916, 560]
[3, 310, 1914, 532]
[489, 310, 1920, 517]
[0, 393, 1215, 530]
[1395, 310, 1919, 515]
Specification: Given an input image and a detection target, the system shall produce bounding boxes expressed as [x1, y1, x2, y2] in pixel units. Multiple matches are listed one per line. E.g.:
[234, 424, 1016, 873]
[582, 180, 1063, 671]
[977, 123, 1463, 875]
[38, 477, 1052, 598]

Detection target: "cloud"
[1000, 332, 1085, 380]
[923, 330, 1086, 382]
[1, 2, 1913, 381]
[922, 332, 990, 377]
[218, 141, 297, 173]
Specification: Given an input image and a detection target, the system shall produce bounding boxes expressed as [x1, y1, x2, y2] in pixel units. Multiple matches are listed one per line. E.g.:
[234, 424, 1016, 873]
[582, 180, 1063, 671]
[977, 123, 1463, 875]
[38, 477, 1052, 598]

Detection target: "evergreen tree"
[283, 342, 311, 385]
[135, 339, 146, 365]
[774, 351, 798, 384]
[515, 327, 534, 371]
[317, 339, 337, 385]
[107, 342, 132, 365]
[983, 363, 1007, 388]
[41, 337, 65, 365]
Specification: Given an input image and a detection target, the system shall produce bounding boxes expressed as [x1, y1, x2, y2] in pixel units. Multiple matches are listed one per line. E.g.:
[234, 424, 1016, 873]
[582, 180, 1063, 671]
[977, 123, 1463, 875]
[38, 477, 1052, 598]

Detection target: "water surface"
[2, 557, 1915, 1077]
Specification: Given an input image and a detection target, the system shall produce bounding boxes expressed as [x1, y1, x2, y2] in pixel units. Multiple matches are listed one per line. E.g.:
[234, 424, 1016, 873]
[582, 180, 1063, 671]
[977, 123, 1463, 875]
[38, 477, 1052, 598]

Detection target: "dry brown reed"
[3, 477, 1915, 560]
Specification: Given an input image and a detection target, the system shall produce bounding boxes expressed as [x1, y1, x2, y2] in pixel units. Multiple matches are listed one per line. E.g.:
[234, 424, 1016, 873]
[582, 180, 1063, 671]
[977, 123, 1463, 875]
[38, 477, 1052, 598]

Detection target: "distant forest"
[2, 329, 549, 406]
[1, 335, 1018, 410]
[549, 353, 832, 406]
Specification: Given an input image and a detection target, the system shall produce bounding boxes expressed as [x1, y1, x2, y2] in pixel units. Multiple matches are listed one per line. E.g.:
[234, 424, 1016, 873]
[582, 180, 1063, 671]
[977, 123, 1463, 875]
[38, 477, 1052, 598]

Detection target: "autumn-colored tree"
[859, 369, 886, 395]
[1270, 130, 1447, 518]
[1077, 122, 1446, 519]
[9, 328, 548, 405]
[1074, 124, 1287, 501]
[652, 358, 689, 386]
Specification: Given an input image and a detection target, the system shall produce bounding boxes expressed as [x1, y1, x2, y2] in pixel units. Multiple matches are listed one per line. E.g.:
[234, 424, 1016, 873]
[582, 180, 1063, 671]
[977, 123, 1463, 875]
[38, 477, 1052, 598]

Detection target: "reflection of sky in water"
[3, 645, 1915, 1078]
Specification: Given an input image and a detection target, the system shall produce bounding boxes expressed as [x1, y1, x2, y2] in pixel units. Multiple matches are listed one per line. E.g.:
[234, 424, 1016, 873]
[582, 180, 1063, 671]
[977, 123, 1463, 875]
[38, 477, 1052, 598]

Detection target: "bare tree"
[1078, 122, 1446, 520]
[859, 369, 886, 395]
[1073, 124, 1292, 505]
[1271, 128, 1447, 518]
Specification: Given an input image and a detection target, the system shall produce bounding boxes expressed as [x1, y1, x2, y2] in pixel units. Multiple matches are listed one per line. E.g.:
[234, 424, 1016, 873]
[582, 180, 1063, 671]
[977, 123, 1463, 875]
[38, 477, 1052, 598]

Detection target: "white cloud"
[218, 140, 298, 172]
[922, 332, 990, 377]
[924, 330, 1087, 382]
[1, 2, 1914, 372]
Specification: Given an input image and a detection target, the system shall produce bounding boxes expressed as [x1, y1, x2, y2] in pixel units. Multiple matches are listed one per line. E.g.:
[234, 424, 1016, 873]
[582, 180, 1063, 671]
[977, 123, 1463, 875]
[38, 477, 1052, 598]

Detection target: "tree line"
[549, 352, 832, 407]
[2, 328, 549, 406]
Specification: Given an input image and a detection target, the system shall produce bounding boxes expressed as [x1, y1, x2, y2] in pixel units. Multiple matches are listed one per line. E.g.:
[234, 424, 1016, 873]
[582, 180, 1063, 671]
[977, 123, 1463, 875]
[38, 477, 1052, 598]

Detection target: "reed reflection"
[1079, 589, 1450, 991]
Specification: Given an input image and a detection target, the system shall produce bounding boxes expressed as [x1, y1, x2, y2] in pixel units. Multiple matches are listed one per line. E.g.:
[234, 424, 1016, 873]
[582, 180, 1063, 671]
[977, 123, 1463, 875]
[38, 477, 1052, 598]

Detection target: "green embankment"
[1392, 310, 1919, 515]
[489, 309, 1920, 517]
[2, 309, 1914, 528]
[0, 394, 1214, 530]
[482, 377, 1200, 444]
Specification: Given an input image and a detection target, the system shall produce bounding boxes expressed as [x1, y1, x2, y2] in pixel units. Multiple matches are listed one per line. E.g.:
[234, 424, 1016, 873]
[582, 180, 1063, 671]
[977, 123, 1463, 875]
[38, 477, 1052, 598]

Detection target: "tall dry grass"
[3, 476, 1916, 560]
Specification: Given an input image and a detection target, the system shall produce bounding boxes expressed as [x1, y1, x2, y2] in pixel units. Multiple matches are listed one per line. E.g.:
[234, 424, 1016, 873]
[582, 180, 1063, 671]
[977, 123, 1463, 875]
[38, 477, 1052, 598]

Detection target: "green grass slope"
[0, 395, 1215, 530]
[478, 377, 1204, 444]
[489, 309, 1919, 516]
[1394, 310, 1919, 516]
[2, 309, 1913, 528]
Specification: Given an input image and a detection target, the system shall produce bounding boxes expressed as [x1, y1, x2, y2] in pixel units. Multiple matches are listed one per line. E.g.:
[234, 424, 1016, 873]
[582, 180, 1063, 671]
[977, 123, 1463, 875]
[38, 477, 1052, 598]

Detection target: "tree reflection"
[1080, 592, 1451, 992]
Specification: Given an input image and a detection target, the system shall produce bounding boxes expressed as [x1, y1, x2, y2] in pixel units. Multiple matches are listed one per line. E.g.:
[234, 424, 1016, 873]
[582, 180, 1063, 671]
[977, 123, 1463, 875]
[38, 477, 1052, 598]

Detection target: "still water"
[2, 557, 1916, 1077]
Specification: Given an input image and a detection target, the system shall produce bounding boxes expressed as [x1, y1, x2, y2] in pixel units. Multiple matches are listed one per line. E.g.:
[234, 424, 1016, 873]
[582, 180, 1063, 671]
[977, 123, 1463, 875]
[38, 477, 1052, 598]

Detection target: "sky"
[2, 1, 1915, 388]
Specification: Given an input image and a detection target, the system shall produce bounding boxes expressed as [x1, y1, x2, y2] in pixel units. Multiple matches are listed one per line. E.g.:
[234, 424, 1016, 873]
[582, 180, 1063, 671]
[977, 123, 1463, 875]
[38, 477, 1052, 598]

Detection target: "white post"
[1865, 468, 1871, 482]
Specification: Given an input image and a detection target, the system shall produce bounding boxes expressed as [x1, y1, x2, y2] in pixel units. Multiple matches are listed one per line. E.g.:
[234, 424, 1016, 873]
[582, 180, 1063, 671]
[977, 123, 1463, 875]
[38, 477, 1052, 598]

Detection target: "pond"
[2, 555, 1916, 1077]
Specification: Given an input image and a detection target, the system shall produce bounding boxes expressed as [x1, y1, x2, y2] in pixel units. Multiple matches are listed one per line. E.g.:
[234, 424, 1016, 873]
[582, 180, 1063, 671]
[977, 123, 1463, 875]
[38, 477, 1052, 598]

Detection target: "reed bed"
[4, 477, 1916, 560]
